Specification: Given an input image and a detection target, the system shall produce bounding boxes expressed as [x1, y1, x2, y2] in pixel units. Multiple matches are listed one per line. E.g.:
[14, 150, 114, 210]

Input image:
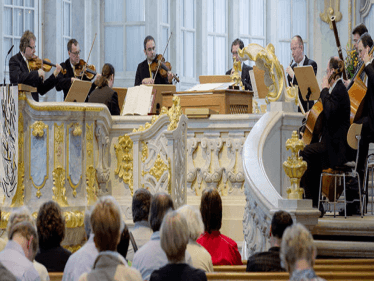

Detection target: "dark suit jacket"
[246, 247, 285, 272]
[320, 79, 350, 168]
[56, 58, 95, 100]
[87, 85, 120, 115]
[362, 62, 374, 133]
[9, 52, 58, 101]
[286, 56, 317, 112]
[226, 63, 253, 91]
[134, 58, 170, 86]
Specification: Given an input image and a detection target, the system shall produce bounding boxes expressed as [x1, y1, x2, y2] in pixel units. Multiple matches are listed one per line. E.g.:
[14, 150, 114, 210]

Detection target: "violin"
[150, 54, 179, 83]
[74, 59, 97, 80]
[28, 56, 66, 75]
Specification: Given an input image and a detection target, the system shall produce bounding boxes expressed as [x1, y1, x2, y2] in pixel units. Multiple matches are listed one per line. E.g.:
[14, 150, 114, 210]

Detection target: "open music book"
[121, 85, 156, 116]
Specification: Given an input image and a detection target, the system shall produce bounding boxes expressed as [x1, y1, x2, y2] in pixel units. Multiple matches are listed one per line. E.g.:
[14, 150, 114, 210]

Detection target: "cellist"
[299, 57, 350, 217]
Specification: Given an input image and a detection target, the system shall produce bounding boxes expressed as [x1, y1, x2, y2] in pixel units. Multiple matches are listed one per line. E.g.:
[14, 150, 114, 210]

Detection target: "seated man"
[247, 210, 293, 272]
[9, 30, 61, 102]
[132, 192, 192, 281]
[226, 38, 253, 91]
[0, 221, 40, 280]
[127, 188, 153, 262]
[78, 196, 142, 281]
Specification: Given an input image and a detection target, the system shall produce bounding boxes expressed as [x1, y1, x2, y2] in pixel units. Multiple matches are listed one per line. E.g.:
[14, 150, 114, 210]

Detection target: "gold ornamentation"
[63, 245, 82, 254]
[167, 96, 183, 131]
[114, 134, 134, 195]
[86, 124, 97, 204]
[11, 112, 25, 206]
[239, 43, 285, 104]
[64, 211, 84, 228]
[0, 211, 11, 229]
[230, 58, 245, 90]
[282, 131, 307, 200]
[67, 123, 82, 197]
[52, 166, 69, 206]
[141, 141, 148, 163]
[286, 85, 299, 105]
[55, 123, 64, 144]
[31, 121, 48, 138]
[320, 0, 342, 29]
[148, 154, 169, 182]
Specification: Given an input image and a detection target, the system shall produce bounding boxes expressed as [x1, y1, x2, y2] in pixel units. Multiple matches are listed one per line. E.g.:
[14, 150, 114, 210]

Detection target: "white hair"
[160, 211, 189, 263]
[177, 205, 204, 241]
[7, 206, 35, 238]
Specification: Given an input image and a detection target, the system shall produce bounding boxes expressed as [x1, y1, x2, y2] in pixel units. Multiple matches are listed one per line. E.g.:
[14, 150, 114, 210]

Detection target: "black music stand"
[294, 65, 320, 112]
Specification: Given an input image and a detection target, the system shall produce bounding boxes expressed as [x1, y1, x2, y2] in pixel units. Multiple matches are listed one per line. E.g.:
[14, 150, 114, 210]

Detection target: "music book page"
[121, 85, 154, 116]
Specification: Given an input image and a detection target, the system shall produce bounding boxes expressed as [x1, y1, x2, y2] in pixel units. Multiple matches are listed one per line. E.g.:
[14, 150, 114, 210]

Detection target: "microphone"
[4, 45, 14, 85]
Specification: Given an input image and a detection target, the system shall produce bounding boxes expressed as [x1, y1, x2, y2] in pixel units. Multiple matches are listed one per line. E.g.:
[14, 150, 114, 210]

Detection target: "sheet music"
[185, 82, 233, 92]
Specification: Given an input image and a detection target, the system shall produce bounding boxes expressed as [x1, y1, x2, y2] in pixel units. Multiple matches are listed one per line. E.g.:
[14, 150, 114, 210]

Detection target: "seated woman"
[178, 205, 213, 272]
[88, 63, 120, 115]
[150, 211, 206, 281]
[280, 223, 326, 281]
[196, 188, 242, 265]
[35, 201, 71, 272]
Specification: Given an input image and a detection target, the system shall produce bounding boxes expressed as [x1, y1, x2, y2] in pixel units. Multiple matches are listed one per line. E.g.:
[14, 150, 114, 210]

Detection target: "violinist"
[9, 30, 62, 102]
[134, 35, 173, 86]
[56, 39, 99, 100]
[299, 57, 350, 217]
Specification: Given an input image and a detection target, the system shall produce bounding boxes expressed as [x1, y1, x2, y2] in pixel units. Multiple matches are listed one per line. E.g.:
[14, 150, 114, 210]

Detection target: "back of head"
[20, 30, 36, 53]
[292, 35, 304, 46]
[37, 201, 65, 249]
[280, 223, 316, 273]
[271, 210, 293, 240]
[9, 221, 38, 259]
[7, 207, 35, 239]
[352, 23, 368, 36]
[117, 223, 130, 259]
[178, 205, 204, 241]
[149, 192, 174, 232]
[200, 188, 222, 233]
[160, 211, 189, 263]
[91, 196, 122, 252]
[95, 63, 115, 88]
[132, 188, 152, 223]
[359, 33, 374, 49]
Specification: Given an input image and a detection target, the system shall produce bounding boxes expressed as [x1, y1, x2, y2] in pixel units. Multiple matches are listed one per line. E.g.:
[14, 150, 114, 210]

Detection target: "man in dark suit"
[9, 30, 61, 102]
[226, 38, 252, 91]
[299, 57, 350, 215]
[56, 39, 98, 100]
[286, 35, 317, 112]
[134, 36, 173, 86]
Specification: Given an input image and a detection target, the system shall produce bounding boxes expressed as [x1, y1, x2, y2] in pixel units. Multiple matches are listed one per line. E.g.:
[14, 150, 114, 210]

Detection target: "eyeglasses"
[71, 51, 81, 56]
[27, 45, 36, 50]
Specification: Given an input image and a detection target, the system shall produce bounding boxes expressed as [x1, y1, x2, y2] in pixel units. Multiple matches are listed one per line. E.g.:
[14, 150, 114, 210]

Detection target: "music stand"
[294, 65, 320, 112]
[64, 80, 92, 102]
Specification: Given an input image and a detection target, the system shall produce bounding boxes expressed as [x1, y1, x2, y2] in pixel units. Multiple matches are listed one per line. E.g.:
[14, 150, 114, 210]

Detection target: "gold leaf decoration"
[114, 134, 134, 195]
[86, 165, 97, 205]
[141, 141, 148, 163]
[64, 211, 84, 228]
[52, 166, 69, 206]
[149, 154, 169, 182]
[31, 121, 48, 138]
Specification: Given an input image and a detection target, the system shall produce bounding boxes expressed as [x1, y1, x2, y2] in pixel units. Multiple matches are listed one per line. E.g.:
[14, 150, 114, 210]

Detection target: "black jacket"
[362, 62, 374, 133]
[9, 52, 58, 101]
[87, 85, 120, 115]
[286, 56, 318, 112]
[226, 63, 253, 91]
[134, 58, 170, 86]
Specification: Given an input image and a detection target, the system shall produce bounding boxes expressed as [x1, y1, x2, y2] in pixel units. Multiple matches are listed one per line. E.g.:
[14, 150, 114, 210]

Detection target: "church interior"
[1, 0, 374, 280]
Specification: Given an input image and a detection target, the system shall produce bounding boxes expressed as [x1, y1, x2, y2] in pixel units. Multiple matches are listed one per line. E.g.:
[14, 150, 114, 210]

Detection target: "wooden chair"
[49, 272, 63, 281]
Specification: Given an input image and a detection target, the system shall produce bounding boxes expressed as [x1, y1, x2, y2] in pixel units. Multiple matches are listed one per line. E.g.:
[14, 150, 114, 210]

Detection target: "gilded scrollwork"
[320, 0, 342, 29]
[114, 134, 134, 195]
[167, 96, 182, 131]
[52, 166, 69, 206]
[67, 123, 82, 197]
[64, 211, 84, 228]
[31, 121, 48, 138]
[86, 123, 97, 204]
[11, 112, 24, 206]
[141, 141, 148, 163]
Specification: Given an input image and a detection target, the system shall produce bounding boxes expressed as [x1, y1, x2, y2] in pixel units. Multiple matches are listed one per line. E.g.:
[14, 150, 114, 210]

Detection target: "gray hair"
[92, 196, 124, 233]
[84, 209, 92, 238]
[177, 205, 204, 241]
[7, 206, 35, 239]
[280, 223, 316, 273]
[160, 211, 189, 263]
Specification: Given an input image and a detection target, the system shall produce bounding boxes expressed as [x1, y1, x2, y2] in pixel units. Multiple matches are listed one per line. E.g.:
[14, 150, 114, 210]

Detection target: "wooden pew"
[213, 264, 374, 272]
[242, 258, 374, 266]
[206, 272, 374, 281]
[49, 272, 63, 281]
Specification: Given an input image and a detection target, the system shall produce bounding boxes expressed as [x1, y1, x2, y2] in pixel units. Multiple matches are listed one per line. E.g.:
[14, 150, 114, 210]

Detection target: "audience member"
[178, 205, 213, 272]
[117, 223, 130, 262]
[132, 192, 192, 281]
[197, 188, 242, 265]
[280, 223, 326, 281]
[35, 201, 71, 272]
[247, 210, 293, 272]
[63, 209, 99, 281]
[150, 211, 207, 281]
[0, 262, 16, 281]
[78, 196, 142, 281]
[5, 207, 49, 281]
[0, 221, 40, 280]
[127, 188, 153, 262]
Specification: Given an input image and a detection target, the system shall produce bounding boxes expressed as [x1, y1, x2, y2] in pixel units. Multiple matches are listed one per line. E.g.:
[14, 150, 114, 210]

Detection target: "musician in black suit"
[56, 39, 98, 100]
[299, 57, 350, 215]
[286, 35, 317, 112]
[88, 63, 120, 115]
[9, 30, 61, 102]
[134, 35, 172, 86]
[225, 38, 252, 91]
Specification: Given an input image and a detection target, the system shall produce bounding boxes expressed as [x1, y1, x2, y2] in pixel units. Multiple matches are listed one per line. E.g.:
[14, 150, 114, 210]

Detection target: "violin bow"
[80, 33, 97, 80]
[153, 32, 173, 81]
